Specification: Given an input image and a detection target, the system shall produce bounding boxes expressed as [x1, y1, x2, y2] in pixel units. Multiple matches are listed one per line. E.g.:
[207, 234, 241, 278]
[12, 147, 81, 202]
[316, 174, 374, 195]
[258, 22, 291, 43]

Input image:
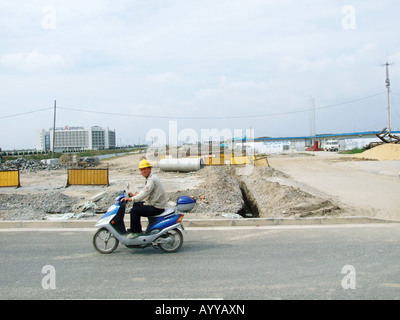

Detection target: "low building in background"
[36, 126, 116, 152]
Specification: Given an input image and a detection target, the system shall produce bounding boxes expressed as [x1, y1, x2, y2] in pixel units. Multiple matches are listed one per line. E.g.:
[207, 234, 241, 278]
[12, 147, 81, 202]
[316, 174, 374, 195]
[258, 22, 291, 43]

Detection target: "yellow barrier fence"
[202, 155, 269, 167]
[254, 156, 270, 167]
[203, 155, 252, 165]
[0, 170, 21, 187]
[67, 165, 109, 186]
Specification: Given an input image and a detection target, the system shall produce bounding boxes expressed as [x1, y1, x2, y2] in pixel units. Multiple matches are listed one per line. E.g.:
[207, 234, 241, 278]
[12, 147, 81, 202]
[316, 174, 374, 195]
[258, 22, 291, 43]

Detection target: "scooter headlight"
[107, 204, 118, 213]
[95, 214, 113, 227]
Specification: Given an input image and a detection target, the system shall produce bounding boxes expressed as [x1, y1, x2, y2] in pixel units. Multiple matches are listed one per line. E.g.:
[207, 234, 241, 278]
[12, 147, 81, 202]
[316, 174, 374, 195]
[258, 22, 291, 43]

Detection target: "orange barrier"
[203, 155, 251, 165]
[67, 165, 109, 186]
[0, 170, 20, 187]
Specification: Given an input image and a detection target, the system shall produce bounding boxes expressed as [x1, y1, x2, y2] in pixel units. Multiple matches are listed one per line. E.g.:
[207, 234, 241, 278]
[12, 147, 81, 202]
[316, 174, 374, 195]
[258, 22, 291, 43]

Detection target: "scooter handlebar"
[116, 192, 128, 204]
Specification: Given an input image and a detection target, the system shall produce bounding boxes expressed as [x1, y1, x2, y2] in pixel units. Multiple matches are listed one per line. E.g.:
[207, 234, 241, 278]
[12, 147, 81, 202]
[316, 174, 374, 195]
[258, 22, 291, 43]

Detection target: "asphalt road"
[1, 224, 399, 300]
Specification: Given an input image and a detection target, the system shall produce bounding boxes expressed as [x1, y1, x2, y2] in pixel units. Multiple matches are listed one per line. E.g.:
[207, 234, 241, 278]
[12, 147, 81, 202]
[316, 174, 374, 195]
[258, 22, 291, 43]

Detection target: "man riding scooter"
[121, 159, 167, 239]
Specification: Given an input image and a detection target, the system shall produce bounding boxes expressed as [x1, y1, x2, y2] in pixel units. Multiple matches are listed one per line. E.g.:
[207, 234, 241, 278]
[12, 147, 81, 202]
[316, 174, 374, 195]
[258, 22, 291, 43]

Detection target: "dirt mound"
[59, 154, 73, 164]
[237, 167, 341, 218]
[353, 144, 400, 161]
[166, 166, 244, 215]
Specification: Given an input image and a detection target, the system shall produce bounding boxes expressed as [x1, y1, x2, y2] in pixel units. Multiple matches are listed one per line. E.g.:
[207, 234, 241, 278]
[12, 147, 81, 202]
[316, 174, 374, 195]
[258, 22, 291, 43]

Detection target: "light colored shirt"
[132, 172, 167, 209]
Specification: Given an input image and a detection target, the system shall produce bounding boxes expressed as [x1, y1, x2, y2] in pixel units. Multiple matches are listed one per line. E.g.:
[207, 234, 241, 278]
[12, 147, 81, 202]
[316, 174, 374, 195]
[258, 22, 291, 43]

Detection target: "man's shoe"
[127, 232, 142, 239]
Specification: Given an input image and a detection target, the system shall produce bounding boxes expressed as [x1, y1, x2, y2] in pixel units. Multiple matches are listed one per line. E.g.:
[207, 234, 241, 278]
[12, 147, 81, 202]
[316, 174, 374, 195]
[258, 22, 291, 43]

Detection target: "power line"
[0, 107, 53, 119]
[58, 91, 386, 120]
[0, 91, 386, 120]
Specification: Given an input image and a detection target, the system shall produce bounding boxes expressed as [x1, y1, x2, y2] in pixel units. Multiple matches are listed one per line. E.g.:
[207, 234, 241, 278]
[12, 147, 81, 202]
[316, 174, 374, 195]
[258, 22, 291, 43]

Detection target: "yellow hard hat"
[138, 159, 152, 169]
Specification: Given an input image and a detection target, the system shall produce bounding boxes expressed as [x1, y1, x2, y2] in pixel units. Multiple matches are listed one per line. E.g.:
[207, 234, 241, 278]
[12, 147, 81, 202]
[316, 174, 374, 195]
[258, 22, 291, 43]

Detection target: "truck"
[324, 140, 339, 152]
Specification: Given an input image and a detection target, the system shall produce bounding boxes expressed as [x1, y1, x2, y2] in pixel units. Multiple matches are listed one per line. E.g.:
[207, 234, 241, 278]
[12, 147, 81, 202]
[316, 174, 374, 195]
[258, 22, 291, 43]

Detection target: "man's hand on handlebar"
[121, 192, 138, 203]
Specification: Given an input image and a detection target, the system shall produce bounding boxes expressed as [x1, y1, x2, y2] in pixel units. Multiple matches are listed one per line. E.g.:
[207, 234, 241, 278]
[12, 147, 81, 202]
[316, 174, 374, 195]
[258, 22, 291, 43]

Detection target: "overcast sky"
[1, 0, 400, 150]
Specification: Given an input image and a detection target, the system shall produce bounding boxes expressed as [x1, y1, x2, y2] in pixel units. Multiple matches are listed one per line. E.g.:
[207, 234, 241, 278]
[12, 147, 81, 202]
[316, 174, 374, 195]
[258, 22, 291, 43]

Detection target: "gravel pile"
[0, 156, 101, 172]
[0, 192, 79, 220]
[0, 158, 64, 172]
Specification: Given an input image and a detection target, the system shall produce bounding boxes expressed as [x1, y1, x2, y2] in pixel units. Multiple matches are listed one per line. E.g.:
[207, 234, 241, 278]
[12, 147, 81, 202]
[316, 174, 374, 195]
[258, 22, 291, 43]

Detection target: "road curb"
[0, 216, 398, 229]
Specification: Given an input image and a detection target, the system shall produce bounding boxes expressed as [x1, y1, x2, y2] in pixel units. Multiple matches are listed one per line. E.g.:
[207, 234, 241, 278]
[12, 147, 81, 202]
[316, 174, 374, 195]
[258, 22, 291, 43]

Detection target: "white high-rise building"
[36, 126, 116, 152]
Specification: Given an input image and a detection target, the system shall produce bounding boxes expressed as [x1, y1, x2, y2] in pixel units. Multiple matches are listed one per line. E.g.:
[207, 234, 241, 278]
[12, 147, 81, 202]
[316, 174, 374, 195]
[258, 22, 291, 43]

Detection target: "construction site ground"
[0, 144, 399, 226]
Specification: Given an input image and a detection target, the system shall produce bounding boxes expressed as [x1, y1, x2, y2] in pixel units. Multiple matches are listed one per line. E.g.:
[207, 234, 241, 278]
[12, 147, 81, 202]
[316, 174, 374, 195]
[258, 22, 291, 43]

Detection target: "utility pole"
[52, 100, 56, 158]
[382, 61, 393, 135]
[308, 95, 316, 139]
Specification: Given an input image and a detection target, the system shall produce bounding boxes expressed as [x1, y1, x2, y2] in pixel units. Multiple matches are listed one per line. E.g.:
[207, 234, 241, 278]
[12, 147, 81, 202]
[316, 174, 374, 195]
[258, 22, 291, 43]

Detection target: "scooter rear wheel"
[157, 228, 183, 253]
[93, 228, 119, 254]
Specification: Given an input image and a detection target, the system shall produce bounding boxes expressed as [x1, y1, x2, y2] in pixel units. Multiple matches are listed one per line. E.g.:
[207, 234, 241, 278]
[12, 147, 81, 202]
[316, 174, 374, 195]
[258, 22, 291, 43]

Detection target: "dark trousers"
[129, 202, 164, 233]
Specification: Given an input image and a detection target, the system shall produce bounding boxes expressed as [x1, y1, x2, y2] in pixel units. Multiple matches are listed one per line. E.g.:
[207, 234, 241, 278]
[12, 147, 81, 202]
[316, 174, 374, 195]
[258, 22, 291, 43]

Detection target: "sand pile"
[353, 144, 400, 161]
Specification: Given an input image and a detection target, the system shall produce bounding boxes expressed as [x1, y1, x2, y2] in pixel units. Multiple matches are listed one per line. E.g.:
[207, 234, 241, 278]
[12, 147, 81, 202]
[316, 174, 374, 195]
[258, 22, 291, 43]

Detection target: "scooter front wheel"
[157, 228, 183, 253]
[93, 228, 119, 254]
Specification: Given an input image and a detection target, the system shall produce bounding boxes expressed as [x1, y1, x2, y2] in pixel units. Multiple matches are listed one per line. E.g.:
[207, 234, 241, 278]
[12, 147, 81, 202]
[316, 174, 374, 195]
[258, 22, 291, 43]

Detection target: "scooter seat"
[153, 208, 175, 217]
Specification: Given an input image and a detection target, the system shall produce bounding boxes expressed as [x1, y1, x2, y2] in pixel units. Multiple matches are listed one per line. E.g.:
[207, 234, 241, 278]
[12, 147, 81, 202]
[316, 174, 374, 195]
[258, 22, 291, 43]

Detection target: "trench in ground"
[237, 180, 260, 218]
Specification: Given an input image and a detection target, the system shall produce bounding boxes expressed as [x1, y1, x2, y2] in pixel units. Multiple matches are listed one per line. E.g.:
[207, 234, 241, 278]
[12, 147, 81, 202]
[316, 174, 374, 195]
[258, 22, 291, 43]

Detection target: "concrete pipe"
[159, 157, 205, 172]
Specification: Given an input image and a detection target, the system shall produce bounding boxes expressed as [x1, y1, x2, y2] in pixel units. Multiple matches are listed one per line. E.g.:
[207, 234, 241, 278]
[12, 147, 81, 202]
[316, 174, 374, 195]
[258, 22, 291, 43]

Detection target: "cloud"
[1, 1, 400, 150]
[0, 50, 67, 72]
[145, 72, 180, 84]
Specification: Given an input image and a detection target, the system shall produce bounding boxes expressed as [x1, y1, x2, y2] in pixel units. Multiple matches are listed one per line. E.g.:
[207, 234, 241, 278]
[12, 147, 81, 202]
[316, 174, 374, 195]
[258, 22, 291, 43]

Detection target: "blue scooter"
[93, 191, 185, 254]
